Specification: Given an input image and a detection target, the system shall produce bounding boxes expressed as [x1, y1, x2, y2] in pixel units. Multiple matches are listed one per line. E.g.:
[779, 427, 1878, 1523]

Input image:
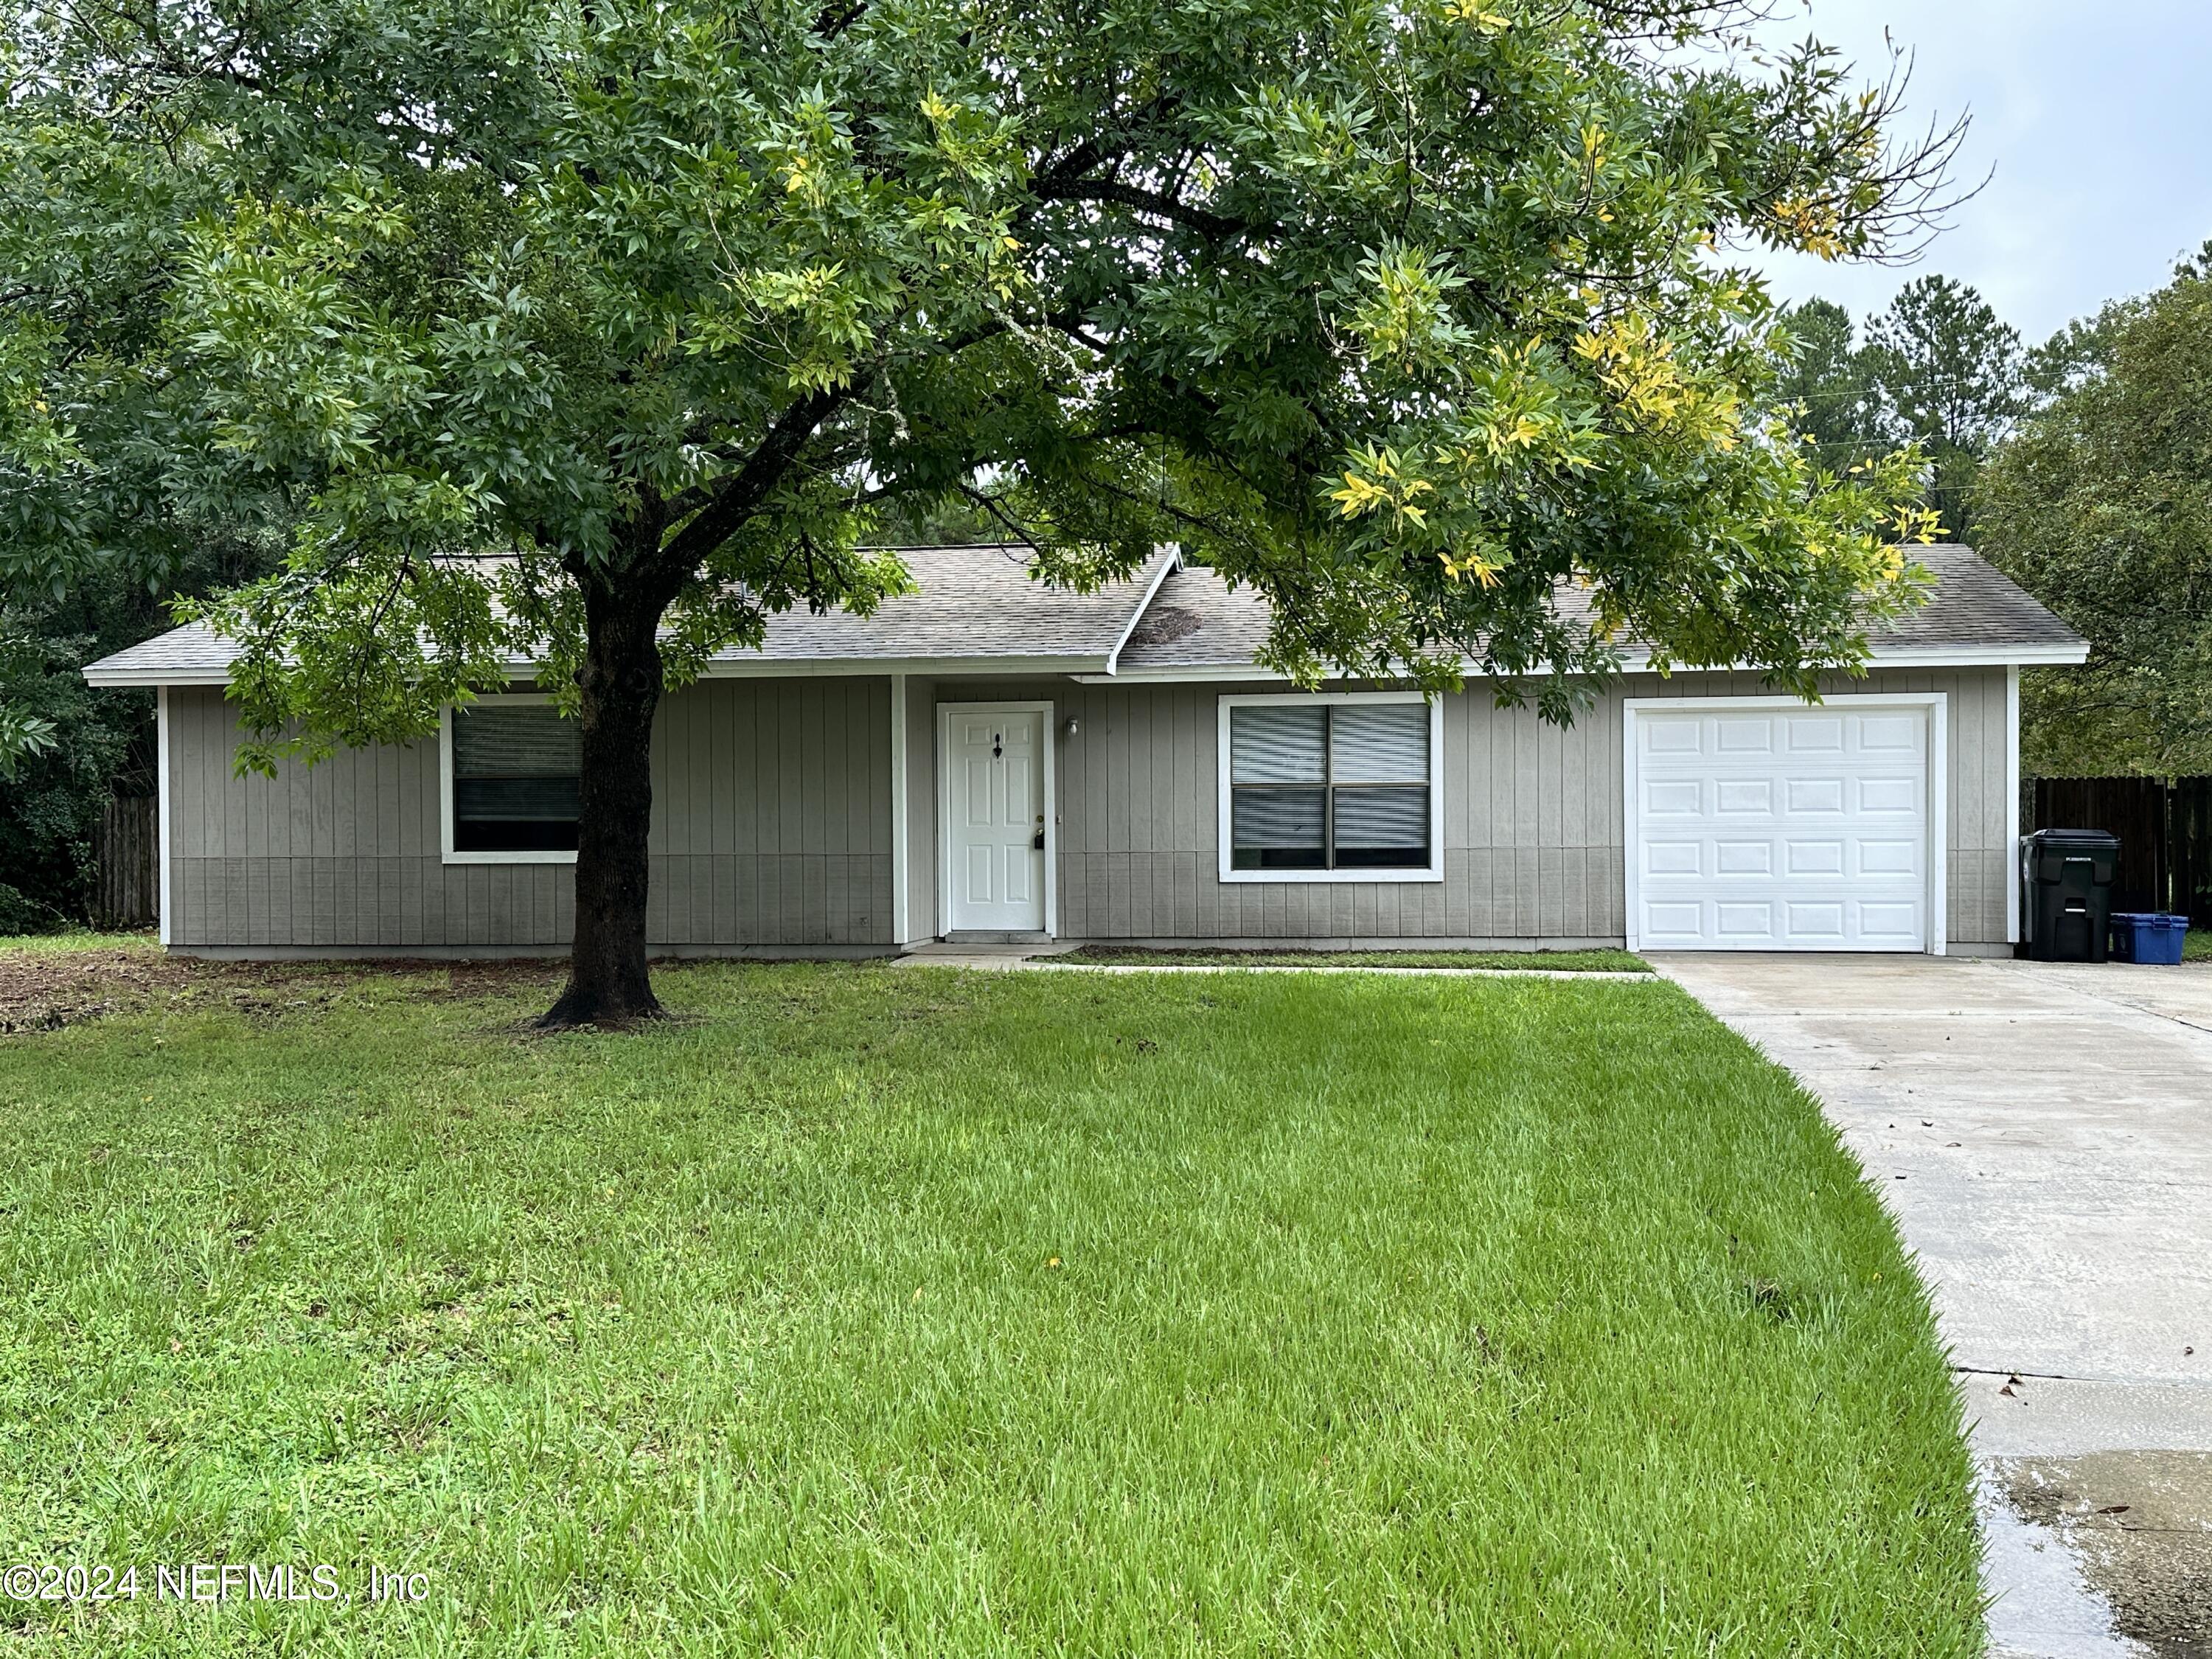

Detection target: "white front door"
[943, 706, 1048, 933]
[1630, 700, 1936, 952]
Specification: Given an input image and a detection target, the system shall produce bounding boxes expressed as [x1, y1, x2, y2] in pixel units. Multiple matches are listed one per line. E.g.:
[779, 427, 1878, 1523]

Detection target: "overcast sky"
[1739, 0, 2212, 344]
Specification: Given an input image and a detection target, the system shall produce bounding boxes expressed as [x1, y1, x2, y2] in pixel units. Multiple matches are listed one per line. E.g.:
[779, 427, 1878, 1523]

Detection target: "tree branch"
[813, 0, 866, 38]
[658, 386, 849, 574]
[1031, 94, 1181, 189]
[955, 483, 1048, 552]
[1029, 179, 1259, 243]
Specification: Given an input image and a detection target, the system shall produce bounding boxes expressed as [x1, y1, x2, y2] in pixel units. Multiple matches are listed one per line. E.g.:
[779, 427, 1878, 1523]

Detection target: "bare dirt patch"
[0, 948, 566, 1034]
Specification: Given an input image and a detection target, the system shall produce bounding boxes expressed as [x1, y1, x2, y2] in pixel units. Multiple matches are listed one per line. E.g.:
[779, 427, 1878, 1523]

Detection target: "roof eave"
[698, 653, 1111, 678]
[1855, 641, 2088, 668]
[81, 630, 2087, 691]
[84, 652, 1120, 689]
[1089, 640, 2090, 684]
[82, 665, 234, 688]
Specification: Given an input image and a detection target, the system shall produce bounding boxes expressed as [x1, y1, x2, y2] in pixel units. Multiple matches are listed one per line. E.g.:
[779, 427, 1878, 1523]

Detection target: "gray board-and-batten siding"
[162, 678, 896, 953]
[160, 664, 2015, 954]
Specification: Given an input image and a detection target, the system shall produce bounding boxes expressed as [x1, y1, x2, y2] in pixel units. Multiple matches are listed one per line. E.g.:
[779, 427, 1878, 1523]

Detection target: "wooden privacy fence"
[92, 794, 159, 930]
[2027, 776, 2212, 925]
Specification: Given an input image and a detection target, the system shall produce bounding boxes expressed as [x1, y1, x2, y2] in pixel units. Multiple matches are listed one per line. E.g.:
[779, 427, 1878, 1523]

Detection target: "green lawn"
[1058, 945, 1648, 971]
[0, 956, 1978, 1655]
[0, 927, 159, 955]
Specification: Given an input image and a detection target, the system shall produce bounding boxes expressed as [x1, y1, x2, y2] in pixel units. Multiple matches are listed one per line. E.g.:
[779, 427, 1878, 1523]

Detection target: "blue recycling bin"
[2110, 912, 2190, 965]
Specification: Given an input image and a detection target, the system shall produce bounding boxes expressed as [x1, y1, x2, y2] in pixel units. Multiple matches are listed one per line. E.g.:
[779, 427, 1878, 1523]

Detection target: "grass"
[2184, 924, 2210, 962]
[0, 928, 159, 956]
[0, 956, 1979, 1655]
[1057, 945, 1649, 971]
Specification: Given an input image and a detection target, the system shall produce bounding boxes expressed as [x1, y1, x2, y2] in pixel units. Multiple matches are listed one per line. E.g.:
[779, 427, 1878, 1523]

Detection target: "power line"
[1786, 376, 2024, 406]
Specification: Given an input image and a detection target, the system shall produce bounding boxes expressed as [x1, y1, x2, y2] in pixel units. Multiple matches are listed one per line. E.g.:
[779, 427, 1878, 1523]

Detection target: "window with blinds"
[451, 705, 582, 852]
[1228, 700, 1431, 872]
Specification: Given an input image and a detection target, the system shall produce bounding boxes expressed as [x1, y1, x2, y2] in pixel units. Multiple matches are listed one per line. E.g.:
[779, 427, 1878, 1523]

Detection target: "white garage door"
[1630, 701, 1935, 952]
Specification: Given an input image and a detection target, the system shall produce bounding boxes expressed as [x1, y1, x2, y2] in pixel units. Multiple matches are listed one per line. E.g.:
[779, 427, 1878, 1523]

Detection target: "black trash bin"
[2025, 829, 2121, 961]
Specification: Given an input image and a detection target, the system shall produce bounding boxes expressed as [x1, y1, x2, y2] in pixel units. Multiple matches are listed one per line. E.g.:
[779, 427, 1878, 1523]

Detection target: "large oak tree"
[4, 0, 1950, 1020]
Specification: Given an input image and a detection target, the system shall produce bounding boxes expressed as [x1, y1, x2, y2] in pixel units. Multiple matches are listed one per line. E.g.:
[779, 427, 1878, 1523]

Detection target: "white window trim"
[936, 700, 1058, 936]
[1621, 692, 1949, 956]
[1216, 691, 1444, 884]
[439, 693, 580, 866]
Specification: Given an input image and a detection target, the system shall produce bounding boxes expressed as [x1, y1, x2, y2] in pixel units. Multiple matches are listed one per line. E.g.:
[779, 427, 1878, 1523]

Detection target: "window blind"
[1228, 700, 1431, 873]
[451, 706, 582, 852]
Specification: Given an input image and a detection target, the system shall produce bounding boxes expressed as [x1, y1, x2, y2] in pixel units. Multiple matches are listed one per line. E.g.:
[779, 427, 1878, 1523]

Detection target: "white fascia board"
[88, 653, 1114, 687]
[84, 639, 2084, 690]
[698, 653, 1108, 678]
[1612, 644, 2090, 671]
[1083, 643, 2087, 685]
[1857, 643, 2088, 667]
[1103, 546, 1183, 675]
[82, 666, 235, 687]
[1076, 667, 1293, 685]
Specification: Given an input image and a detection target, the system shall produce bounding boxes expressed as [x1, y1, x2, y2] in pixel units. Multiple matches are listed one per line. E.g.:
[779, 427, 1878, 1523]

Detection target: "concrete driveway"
[1655, 953, 2212, 1659]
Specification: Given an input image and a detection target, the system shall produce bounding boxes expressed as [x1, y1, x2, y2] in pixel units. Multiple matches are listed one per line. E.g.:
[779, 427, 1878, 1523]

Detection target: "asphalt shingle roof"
[83, 541, 2079, 686]
[1114, 543, 2084, 672]
[752, 543, 1172, 661]
[1867, 544, 2086, 652]
[83, 545, 1175, 684]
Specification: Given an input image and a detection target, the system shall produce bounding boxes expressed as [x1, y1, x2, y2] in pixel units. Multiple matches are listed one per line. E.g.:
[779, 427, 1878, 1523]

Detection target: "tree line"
[1781, 257, 2212, 778]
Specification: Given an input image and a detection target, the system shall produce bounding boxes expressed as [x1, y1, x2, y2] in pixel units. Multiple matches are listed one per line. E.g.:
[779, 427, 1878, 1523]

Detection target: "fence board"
[2029, 776, 2212, 924]
[93, 795, 159, 929]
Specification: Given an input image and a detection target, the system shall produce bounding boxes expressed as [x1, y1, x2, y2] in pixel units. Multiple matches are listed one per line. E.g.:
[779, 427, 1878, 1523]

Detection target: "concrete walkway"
[889, 942, 1655, 980]
[1655, 953, 2212, 1659]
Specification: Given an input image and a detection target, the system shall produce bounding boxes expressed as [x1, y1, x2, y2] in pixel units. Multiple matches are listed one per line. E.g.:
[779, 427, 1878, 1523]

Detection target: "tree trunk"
[540, 571, 672, 1028]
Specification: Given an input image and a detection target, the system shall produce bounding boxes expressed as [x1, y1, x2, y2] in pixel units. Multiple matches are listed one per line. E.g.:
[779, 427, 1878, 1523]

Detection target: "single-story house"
[83, 543, 2086, 959]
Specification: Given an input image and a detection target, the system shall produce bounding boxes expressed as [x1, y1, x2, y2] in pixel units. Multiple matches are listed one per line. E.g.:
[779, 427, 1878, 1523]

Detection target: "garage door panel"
[1787, 776, 1846, 814]
[1787, 717, 1846, 753]
[1714, 901, 1777, 939]
[1643, 720, 1704, 756]
[1714, 840, 1773, 874]
[1856, 838, 1920, 877]
[1858, 776, 1920, 815]
[1632, 702, 1932, 953]
[1643, 901, 1705, 940]
[1638, 893, 1930, 950]
[1856, 713, 1924, 754]
[1784, 902, 1847, 940]
[1785, 838, 1845, 876]
[1859, 901, 1922, 941]
[1716, 718, 1775, 754]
